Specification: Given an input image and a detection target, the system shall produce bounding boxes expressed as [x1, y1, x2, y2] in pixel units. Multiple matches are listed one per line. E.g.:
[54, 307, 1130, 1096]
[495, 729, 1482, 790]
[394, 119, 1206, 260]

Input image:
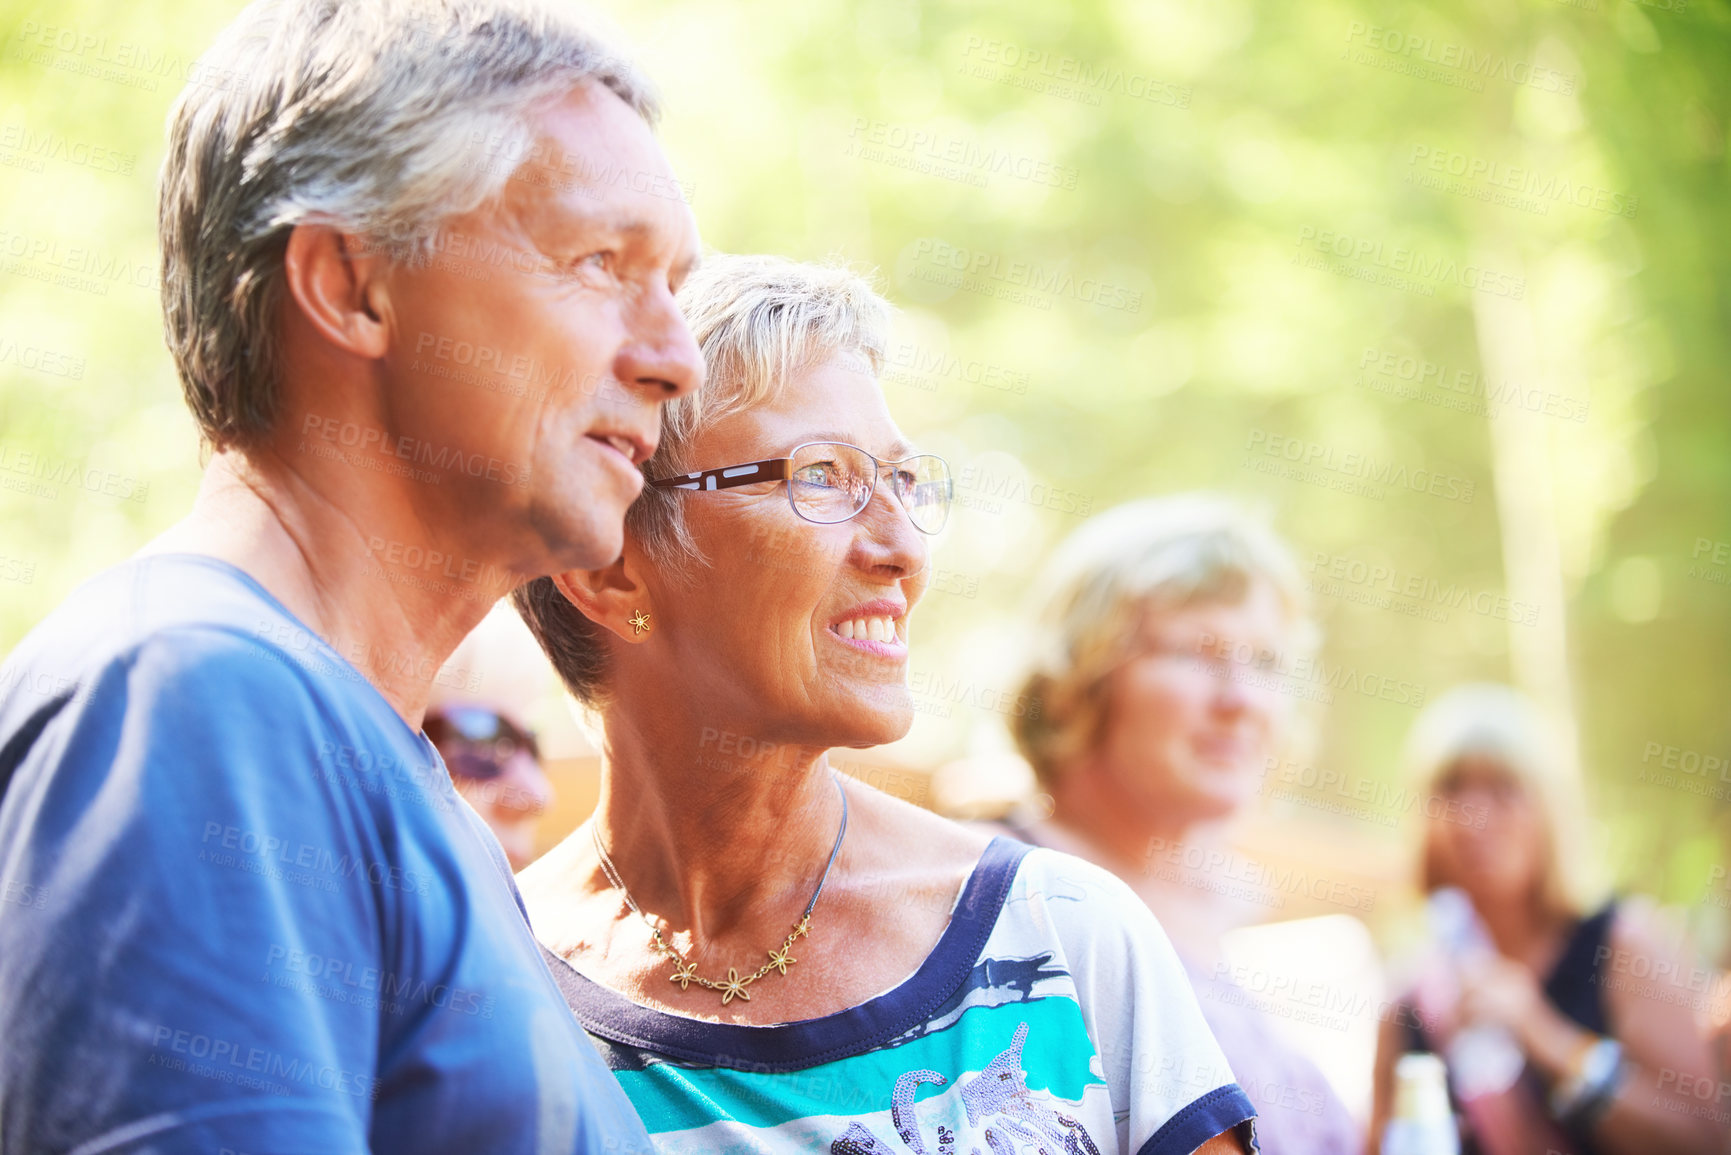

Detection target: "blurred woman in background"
[1370, 684, 1720, 1155]
[1001, 495, 1363, 1155]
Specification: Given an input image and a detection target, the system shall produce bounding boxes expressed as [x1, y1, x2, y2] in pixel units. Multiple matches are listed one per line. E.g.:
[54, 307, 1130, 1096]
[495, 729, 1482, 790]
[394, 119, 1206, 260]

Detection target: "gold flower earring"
[627, 610, 652, 636]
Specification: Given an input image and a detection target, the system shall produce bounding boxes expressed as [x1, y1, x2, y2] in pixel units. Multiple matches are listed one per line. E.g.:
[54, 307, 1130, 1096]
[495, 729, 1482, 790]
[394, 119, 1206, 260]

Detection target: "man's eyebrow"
[539, 209, 699, 281]
[545, 200, 655, 235]
[592, 214, 655, 238]
[527, 207, 642, 251]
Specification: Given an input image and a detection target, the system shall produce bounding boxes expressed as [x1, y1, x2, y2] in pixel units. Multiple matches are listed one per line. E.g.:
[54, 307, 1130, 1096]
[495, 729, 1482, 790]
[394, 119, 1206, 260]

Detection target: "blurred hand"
[1456, 953, 1544, 1041]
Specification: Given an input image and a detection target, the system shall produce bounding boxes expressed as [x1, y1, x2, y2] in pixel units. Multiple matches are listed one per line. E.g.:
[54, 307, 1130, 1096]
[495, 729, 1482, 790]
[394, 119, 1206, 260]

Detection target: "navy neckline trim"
[540, 835, 1034, 1071]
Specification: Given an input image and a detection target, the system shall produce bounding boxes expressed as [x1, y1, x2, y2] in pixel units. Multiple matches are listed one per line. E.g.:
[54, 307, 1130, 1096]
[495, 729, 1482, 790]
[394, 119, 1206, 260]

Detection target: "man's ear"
[550, 547, 655, 644]
[281, 223, 391, 359]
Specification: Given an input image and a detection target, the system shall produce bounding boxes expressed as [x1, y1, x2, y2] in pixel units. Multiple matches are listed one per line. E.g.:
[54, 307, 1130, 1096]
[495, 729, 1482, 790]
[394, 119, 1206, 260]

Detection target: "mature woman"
[995, 496, 1363, 1155]
[512, 255, 1256, 1154]
[1369, 684, 1719, 1155]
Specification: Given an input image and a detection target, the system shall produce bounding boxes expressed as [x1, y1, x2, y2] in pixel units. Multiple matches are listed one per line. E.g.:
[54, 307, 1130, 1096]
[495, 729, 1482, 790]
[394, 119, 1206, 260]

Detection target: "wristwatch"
[1548, 1036, 1624, 1131]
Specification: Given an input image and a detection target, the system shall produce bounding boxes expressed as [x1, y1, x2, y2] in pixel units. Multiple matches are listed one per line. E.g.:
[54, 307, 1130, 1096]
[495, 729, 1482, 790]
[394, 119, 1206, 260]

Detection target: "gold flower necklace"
[592, 776, 848, 1005]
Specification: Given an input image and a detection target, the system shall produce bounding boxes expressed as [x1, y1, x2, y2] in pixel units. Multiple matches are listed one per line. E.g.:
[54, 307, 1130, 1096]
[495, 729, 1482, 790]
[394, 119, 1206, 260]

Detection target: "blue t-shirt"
[0, 554, 651, 1154]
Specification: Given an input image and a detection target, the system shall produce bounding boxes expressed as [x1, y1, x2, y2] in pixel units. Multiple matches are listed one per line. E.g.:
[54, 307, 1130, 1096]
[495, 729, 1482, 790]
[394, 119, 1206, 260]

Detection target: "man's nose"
[615, 282, 703, 402]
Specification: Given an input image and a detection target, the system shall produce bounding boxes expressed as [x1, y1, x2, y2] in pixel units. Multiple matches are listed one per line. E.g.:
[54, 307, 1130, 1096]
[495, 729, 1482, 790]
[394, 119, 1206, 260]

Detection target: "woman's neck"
[1472, 885, 1570, 969]
[591, 706, 846, 948]
[1046, 760, 1194, 874]
[1045, 765, 1230, 962]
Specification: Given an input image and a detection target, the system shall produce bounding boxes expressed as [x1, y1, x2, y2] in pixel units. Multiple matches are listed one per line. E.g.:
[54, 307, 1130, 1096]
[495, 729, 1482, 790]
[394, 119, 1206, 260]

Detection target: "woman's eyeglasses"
[424, 705, 540, 782]
[648, 441, 952, 534]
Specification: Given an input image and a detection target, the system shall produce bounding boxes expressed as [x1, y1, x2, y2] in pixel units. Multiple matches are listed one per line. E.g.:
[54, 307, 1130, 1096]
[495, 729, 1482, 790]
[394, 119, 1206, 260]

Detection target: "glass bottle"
[1382, 1052, 1461, 1155]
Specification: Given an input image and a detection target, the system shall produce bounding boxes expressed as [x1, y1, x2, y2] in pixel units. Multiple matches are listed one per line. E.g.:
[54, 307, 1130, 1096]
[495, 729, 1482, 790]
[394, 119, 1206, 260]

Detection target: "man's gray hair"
[159, 0, 658, 449]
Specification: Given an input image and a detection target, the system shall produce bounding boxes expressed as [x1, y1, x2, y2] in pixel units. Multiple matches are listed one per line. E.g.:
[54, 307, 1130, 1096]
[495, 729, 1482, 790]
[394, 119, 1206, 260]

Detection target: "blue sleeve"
[0, 629, 386, 1153]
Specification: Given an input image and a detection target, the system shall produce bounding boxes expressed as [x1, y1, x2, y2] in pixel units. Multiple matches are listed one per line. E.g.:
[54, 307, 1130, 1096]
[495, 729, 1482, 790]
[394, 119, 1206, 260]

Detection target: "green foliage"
[0, 0, 1726, 934]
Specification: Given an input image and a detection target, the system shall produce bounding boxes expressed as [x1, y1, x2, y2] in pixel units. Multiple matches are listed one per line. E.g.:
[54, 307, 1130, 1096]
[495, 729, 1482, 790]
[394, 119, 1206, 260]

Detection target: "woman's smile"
[824, 597, 908, 659]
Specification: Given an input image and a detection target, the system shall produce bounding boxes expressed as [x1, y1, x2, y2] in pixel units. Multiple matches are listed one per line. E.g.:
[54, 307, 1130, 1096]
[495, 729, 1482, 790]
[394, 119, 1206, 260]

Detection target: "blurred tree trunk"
[1470, 260, 1581, 785]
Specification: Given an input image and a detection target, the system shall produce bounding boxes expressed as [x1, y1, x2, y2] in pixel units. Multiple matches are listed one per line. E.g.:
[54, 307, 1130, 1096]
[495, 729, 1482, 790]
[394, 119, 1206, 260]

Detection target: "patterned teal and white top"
[539, 837, 1258, 1154]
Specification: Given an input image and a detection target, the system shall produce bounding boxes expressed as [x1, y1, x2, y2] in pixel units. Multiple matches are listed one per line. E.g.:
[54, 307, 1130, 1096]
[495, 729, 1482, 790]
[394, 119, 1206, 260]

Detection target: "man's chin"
[528, 498, 627, 573]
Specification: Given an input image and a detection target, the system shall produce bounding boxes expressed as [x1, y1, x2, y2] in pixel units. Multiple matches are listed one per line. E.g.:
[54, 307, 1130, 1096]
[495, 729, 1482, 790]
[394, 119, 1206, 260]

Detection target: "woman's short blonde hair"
[626, 253, 892, 563]
[1011, 494, 1313, 788]
[1404, 683, 1599, 916]
[514, 253, 892, 705]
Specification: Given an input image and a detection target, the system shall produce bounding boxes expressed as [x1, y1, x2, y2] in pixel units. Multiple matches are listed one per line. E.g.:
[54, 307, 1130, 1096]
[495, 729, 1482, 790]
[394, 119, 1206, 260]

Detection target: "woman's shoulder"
[990, 844, 1177, 963]
[850, 789, 1150, 924]
[844, 784, 1176, 970]
[845, 772, 994, 864]
[1604, 892, 1669, 949]
[1008, 840, 1145, 898]
[1600, 893, 1707, 991]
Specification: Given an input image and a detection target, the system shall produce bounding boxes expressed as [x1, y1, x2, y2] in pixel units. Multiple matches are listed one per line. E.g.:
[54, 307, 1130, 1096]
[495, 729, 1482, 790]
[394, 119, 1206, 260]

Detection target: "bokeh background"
[2, 0, 1729, 1105]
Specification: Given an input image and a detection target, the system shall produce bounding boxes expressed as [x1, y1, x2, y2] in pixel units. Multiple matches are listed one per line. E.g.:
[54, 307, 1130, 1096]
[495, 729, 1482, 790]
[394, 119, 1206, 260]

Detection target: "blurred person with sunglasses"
[0, 1, 700, 1151]
[510, 254, 1258, 1155]
[427, 605, 559, 872]
[1369, 685, 1720, 1155]
[427, 705, 549, 871]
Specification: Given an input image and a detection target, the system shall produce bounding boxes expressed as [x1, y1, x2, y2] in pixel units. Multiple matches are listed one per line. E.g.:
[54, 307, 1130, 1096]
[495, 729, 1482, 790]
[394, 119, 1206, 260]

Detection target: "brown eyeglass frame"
[648, 457, 794, 492]
[647, 441, 952, 533]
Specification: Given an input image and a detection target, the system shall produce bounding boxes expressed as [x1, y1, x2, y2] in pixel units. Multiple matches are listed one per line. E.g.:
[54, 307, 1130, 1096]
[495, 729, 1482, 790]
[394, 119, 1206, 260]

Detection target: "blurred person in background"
[1000, 494, 1363, 1155]
[428, 604, 559, 872]
[1369, 684, 1720, 1155]
[511, 255, 1257, 1154]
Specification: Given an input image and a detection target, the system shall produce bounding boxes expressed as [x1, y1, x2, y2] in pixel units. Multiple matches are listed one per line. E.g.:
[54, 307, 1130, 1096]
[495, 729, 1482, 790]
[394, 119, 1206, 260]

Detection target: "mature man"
[0, 0, 700, 1150]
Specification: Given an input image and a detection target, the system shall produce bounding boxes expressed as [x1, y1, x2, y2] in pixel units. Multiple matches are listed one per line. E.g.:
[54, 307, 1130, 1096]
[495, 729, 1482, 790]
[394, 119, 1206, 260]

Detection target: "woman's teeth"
[836, 616, 897, 643]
